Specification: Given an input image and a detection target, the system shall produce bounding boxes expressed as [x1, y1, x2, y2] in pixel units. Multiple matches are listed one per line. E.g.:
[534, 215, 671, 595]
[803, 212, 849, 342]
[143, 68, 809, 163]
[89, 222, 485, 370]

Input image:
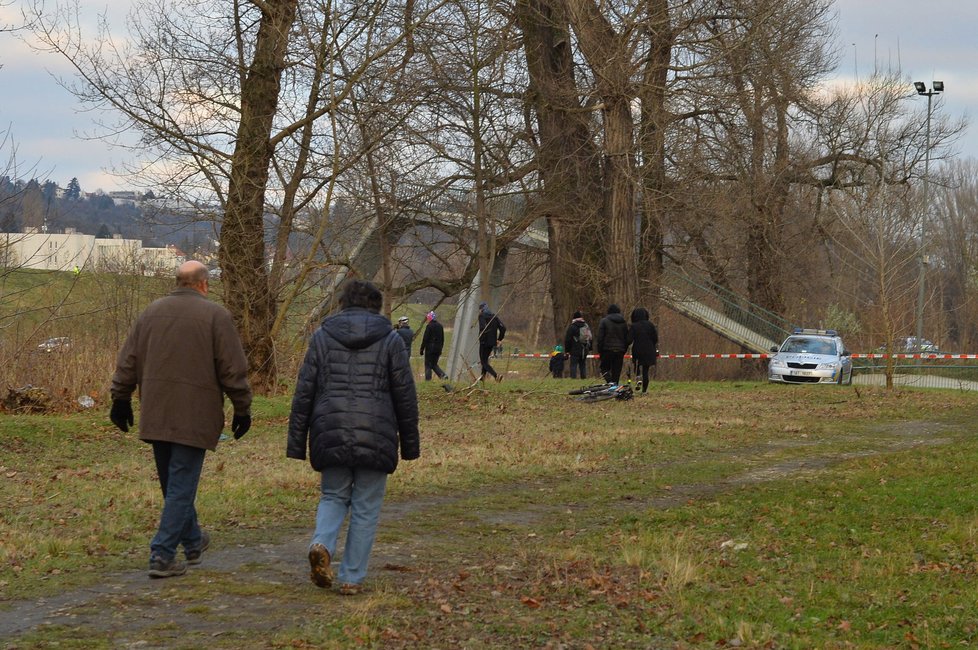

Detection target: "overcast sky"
[0, 0, 975, 193]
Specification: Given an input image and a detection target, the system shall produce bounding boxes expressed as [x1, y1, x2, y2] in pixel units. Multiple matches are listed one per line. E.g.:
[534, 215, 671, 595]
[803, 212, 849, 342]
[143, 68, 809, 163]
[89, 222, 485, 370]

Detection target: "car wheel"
[847, 368, 854, 386]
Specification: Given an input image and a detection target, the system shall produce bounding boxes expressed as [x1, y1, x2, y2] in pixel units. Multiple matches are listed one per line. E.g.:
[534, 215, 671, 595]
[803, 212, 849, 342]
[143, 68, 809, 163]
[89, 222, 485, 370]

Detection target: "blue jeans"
[151, 441, 206, 562]
[312, 467, 388, 585]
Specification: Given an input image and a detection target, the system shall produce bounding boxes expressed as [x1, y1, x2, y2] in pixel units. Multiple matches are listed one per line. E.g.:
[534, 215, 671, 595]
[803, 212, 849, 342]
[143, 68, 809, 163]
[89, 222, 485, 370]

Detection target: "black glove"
[231, 414, 251, 440]
[110, 399, 134, 433]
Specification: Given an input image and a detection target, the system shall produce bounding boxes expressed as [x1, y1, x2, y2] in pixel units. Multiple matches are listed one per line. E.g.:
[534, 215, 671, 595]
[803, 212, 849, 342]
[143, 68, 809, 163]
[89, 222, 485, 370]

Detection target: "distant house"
[108, 191, 140, 206]
[141, 244, 186, 276]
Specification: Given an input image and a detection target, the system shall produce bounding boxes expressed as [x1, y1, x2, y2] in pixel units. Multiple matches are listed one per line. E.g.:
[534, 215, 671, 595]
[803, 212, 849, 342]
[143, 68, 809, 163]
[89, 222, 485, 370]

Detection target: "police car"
[768, 328, 853, 385]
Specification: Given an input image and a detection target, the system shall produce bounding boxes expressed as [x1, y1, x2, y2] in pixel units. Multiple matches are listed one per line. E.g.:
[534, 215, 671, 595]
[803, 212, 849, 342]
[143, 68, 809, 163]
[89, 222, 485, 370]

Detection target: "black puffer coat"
[597, 312, 629, 354]
[627, 308, 659, 365]
[286, 307, 420, 473]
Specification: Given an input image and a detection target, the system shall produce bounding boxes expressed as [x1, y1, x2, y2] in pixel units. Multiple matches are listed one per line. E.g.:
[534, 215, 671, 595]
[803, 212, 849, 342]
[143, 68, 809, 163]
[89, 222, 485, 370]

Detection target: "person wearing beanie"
[477, 302, 506, 381]
[627, 307, 658, 393]
[596, 304, 628, 384]
[549, 344, 566, 378]
[395, 316, 414, 355]
[563, 310, 593, 380]
[419, 311, 447, 381]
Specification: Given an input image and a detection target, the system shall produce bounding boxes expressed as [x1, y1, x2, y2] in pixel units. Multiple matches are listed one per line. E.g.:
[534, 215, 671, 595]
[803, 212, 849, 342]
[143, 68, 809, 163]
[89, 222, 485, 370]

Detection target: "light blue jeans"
[311, 467, 388, 586]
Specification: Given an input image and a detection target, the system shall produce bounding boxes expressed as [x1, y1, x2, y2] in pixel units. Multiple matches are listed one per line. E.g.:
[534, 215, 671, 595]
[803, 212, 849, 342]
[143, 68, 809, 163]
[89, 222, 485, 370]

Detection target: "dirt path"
[0, 420, 956, 647]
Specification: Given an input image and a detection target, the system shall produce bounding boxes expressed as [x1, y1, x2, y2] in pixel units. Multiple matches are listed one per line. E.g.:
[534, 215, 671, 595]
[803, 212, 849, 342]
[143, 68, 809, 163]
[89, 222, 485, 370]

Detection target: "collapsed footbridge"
[309, 199, 794, 379]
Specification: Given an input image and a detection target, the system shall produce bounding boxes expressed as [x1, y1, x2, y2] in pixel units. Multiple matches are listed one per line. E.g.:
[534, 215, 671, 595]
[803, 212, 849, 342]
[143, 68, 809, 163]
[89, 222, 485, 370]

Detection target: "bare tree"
[932, 160, 978, 351]
[29, 0, 448, 390]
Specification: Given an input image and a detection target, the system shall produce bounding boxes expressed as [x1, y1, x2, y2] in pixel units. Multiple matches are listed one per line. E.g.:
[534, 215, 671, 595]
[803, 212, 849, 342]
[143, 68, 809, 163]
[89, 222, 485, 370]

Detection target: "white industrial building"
[0, 228, 186, 275]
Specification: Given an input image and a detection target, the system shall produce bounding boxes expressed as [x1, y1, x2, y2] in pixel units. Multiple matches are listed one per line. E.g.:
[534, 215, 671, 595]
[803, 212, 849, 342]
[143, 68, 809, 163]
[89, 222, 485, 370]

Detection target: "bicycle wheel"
[569, 383, 613, 396]
[577, 392, 615, 402]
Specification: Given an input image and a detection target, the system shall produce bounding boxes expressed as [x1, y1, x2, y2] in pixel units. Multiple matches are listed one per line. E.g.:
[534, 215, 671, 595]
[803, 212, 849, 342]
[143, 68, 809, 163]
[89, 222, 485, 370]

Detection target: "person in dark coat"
[563, 311, 592, 380]
[596, 304, 629, 384]
[395, 316, 414, 354]
[549, 345, 566, 378]
[111, 260, 252, 579]
[419, 311, 447, 380]
[287, 279, 420, 594]
[627, 307, 659, 393]
[477, 302, 506, 381]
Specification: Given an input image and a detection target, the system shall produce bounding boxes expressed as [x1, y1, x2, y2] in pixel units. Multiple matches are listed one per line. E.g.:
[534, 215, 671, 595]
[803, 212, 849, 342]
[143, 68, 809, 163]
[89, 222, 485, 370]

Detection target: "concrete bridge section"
[305, 199, 792, 379]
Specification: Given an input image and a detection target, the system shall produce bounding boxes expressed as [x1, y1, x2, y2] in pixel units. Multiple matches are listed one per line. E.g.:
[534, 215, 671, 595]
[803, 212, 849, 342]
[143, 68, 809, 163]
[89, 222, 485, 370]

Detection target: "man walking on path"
[110, 260, 253, 579]
[419, 311, 447, 381]
[477, 302, 506, 381]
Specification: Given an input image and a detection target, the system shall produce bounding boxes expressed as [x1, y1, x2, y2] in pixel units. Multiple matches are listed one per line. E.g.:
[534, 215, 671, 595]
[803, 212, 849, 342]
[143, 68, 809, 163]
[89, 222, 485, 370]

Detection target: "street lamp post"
[913, 80, 943, 356]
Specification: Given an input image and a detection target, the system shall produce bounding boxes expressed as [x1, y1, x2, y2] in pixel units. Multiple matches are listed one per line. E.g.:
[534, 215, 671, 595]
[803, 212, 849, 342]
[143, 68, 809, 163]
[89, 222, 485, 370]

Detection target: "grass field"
[3, 380, 978, 648]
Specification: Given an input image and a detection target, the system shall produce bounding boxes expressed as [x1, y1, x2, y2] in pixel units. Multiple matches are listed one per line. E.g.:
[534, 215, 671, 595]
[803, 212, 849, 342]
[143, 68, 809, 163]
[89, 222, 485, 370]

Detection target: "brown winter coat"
[111, 288, 252, 450]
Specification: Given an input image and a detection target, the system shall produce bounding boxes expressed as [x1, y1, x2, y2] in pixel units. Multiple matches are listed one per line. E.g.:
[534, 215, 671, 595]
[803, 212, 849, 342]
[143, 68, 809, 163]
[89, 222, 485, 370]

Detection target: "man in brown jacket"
[111, 260, 252, 578]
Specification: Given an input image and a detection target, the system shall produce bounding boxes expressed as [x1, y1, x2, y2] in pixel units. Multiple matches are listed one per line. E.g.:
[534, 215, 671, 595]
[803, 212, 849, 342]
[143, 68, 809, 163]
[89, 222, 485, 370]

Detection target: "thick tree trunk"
[517, 0, 603, 339]
[565, 0, 639, 308]
[220, 0, 298, 393]
[637, 0, 671, 312]
[746, 97, 790, 316]
[601, 99, 639, 307]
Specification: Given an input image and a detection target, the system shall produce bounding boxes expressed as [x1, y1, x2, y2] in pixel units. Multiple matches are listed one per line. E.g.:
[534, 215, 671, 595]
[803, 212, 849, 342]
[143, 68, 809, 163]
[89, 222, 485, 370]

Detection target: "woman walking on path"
[287, 280, 420, 595]
[627, 307, 658, 393]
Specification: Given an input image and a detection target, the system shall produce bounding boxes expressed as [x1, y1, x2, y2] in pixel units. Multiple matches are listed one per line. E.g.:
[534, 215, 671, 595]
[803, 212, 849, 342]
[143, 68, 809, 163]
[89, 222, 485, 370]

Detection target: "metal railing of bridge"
[659, 267, 796, 353]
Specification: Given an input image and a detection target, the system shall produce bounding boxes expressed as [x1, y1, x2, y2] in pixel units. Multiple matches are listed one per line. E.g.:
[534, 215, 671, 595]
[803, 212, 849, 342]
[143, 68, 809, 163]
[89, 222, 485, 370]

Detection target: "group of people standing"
[560, 305, 659, 393]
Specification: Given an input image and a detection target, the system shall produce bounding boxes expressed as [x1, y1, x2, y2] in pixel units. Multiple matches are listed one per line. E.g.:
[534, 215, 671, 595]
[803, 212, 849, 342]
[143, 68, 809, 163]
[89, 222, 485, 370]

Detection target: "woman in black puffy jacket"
[287, 280, 420, 594]
[627, 307, 658, 393]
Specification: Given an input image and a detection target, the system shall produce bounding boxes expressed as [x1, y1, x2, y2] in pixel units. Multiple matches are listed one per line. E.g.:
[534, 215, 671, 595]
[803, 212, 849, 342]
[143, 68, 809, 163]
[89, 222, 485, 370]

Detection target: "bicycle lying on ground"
[568, 382, 634, 402]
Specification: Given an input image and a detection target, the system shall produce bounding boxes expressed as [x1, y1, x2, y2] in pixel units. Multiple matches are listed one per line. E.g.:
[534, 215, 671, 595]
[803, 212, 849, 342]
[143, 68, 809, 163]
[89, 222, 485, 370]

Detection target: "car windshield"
[782, 337, 835, 355]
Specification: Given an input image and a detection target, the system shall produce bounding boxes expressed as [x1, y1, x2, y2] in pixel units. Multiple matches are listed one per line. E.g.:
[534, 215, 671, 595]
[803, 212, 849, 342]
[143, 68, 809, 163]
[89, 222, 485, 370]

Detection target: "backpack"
[575, 323, 593, 350]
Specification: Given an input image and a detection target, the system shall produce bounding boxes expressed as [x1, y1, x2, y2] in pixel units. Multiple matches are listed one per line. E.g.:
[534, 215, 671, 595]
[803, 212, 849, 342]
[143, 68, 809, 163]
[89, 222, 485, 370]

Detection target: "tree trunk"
[637, 0, 671, 312]
[220, 0, 298, 394]
[565, 0, 639, 308]
[601, 98, 639, 307]
[516, 0, 603, 339]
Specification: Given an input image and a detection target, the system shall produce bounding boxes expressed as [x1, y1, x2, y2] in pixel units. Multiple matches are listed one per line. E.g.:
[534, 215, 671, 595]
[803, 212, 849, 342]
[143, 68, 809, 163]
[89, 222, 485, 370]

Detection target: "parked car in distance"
[768, 328, 853, 385]
[37, 336, 71, 353]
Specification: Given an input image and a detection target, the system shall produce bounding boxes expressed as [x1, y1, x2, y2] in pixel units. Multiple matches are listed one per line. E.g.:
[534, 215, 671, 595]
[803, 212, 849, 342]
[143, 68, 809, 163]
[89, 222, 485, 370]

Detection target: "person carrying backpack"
[563, 311, 592, 380]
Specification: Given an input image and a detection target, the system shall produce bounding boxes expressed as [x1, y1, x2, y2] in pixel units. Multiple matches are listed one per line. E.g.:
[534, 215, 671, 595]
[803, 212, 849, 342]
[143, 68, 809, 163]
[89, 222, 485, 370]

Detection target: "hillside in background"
[0, 176, 219, 254]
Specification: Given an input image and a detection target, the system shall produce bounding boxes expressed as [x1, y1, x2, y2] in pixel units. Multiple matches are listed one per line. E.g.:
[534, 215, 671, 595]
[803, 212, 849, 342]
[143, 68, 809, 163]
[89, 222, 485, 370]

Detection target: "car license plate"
[793, 370, 814, 376]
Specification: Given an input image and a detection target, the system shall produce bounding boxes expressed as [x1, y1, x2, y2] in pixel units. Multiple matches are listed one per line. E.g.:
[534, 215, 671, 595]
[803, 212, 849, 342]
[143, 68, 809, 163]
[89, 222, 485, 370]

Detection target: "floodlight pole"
[913, 82, 941, 357]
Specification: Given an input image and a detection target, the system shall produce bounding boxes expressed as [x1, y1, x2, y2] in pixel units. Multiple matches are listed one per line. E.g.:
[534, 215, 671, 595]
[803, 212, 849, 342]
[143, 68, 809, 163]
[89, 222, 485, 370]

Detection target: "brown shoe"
[148, 555, 187, 579]
[338, 583, 362, 596]
[308, 544, 333, 588]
